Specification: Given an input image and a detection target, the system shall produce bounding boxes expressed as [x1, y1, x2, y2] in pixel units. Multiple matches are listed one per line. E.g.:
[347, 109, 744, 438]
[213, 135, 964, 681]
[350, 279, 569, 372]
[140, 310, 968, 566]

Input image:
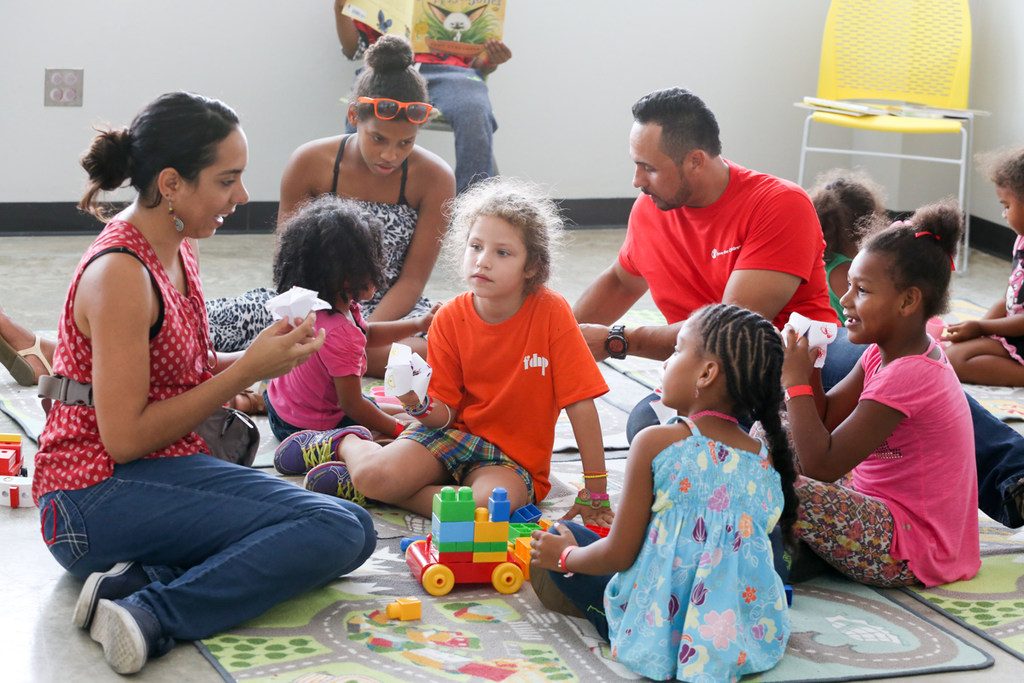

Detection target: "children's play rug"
[198, 537, 991, 683]
[902, 521, 1024, 664]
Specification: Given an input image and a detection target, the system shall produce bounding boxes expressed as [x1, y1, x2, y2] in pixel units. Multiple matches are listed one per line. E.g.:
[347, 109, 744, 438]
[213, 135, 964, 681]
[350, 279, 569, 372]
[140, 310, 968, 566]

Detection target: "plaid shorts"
[400, 425, 535, 502]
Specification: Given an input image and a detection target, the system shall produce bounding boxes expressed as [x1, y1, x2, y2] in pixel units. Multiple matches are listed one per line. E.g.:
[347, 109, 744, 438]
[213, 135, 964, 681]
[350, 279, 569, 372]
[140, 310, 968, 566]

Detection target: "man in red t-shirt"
[573, 87, 835, 439]
[575, 87, 834, 363]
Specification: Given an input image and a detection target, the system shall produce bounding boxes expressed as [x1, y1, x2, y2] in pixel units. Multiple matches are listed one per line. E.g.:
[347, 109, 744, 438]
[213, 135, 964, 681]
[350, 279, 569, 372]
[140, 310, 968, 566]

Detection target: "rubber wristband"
[392, 421, 405, 439]
[784, 384, 814, 402]
[558, 545, 577, 576]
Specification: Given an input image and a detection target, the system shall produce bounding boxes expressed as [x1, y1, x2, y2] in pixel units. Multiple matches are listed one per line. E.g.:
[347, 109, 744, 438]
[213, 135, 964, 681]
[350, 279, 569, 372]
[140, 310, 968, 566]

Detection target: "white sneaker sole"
[89, 599, 148, 674]
[73, 562, 136, 629]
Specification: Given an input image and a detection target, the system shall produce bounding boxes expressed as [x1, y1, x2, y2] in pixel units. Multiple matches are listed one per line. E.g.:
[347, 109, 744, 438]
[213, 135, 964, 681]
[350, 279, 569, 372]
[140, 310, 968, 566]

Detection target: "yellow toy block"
[472, 551, 507, 563]
[474, 520, 508, 543]
[385, 596, 422, 621]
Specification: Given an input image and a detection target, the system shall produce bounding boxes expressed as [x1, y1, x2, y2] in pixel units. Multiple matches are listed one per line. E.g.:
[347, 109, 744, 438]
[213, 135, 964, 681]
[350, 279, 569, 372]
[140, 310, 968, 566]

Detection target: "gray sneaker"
[73, 562, 149, 629]
[89, 600, 161, 674]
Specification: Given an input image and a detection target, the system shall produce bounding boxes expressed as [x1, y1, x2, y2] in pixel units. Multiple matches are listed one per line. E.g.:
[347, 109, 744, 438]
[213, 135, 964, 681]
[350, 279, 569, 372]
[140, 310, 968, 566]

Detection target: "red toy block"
[584, 524, 611, 538]
[0, 433, 22, 476]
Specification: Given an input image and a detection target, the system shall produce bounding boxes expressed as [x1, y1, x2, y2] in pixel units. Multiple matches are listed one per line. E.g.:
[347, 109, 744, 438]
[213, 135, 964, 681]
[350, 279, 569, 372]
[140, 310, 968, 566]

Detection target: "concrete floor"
[3, 230, 1023, 681]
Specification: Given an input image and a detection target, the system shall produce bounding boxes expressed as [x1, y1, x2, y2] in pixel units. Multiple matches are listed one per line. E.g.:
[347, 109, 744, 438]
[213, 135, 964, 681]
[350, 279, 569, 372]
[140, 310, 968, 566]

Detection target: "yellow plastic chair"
[797, 0, 974, 269]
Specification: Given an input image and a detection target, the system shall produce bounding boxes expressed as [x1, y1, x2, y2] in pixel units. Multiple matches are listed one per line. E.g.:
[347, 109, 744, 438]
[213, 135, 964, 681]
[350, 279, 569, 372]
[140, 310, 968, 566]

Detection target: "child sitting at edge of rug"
[275, 177, 615, 525]
[945, 145, 1024, 386]
[530, 303, 798, 682]
[810, 169, 887, 324]
[267, 195, 436, 449]
[783, 200, 980, 588]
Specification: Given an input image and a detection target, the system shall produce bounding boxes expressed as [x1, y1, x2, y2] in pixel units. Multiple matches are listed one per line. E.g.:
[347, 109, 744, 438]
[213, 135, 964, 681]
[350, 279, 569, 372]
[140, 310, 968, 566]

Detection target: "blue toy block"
[400, 536, 427, 552]
[431, 515, 475, 543]
[488, 487, 511, 522]
[510, 503, 542, 524]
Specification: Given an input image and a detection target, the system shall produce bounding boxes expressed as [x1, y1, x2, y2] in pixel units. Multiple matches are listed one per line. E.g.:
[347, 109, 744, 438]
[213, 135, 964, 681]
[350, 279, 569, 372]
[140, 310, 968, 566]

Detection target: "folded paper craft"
[264, 286, 332, 321]
[786, 312, 838, 368]
[384, 342, 432, 402]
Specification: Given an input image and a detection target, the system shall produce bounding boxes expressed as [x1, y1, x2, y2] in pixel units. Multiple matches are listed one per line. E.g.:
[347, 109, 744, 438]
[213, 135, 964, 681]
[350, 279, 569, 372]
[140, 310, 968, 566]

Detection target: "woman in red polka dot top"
[31, 92, 378, 675]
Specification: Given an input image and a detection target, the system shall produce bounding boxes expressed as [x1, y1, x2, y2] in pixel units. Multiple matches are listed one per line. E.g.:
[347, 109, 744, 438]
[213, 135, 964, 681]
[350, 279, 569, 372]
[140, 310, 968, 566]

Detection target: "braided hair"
[693, 303, 799, 544]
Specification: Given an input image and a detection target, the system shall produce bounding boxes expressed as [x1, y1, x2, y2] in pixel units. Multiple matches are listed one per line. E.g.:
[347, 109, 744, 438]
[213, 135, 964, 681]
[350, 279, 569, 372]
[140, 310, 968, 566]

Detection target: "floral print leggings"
[794, 476, 919, 587]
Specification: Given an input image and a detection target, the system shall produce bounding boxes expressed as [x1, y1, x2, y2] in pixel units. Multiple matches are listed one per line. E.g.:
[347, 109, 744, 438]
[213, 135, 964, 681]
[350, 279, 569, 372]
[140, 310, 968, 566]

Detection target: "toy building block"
[508, 523, 542, 540]
[432, 485, 476, 522]
[386, 597, 422, 621]
[487, 487, 511, 522]
[401, 536, 427, 552]
[584, 524, 611, 538]
[431, 515, 475, 543]
[473, 551, 507, 563]
[513, 537, 532, 579]
[510, 504, 541, 524]
[785, 584, 793, 607]
[1, 475, 31, 508]
[0, 433, 22, 477]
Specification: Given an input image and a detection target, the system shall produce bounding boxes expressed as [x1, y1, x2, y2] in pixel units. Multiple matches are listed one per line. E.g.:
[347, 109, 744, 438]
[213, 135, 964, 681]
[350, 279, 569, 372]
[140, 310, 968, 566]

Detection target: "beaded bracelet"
[405, 396, 434, 417]
[581, 471, 608, 479]
[575, 489, 611, 509]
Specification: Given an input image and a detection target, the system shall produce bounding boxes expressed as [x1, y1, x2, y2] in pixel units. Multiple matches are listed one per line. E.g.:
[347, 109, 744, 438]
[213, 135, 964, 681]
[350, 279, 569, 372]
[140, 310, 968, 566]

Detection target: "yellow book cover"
[411, 0, 505, 58]
[341, 0, 415, 40]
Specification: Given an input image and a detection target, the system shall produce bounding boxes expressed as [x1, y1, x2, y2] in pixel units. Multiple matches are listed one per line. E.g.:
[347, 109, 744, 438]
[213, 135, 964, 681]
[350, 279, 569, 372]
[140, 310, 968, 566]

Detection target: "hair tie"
[914, 230, 956, 271]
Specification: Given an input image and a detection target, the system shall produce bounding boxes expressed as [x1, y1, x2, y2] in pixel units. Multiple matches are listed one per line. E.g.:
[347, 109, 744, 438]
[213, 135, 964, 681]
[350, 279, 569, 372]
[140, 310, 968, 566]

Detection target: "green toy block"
[508, 523, 541, 539]
[432, 485, 476, 522]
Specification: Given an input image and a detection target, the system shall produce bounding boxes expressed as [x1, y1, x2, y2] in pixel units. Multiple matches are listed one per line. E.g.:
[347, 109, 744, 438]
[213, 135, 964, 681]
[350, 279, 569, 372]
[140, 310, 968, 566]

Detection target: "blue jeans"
[38, 454, 376, 640]
[541, 522, 613, 640]
[420, 64, 497, 193]
[264, 391, 360, 442]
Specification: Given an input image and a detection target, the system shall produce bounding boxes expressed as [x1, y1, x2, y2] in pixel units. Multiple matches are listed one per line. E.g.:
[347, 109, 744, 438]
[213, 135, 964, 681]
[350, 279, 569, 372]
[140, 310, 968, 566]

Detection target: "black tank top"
[330, 134, 409, 206]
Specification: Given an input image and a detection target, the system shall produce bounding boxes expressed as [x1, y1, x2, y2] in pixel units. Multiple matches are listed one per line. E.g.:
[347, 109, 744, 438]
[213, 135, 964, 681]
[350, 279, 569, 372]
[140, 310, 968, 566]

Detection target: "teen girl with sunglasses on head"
[783, 199, 980, 588]
[205, 34, 456, 383]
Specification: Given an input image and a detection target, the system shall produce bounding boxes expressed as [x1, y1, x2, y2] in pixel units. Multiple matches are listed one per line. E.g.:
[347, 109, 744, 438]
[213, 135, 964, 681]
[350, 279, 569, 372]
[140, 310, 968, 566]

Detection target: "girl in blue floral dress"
[531, 304, 799, 681]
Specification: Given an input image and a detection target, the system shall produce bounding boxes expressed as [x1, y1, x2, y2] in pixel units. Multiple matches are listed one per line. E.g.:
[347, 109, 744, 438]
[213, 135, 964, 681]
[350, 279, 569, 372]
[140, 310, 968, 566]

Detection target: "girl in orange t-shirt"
[279, 177, 614, 524]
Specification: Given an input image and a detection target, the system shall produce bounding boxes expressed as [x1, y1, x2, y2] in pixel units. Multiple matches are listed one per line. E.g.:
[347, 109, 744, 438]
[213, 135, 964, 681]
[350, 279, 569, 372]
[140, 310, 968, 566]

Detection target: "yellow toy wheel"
[422, 564, 455, 596]
[491, 562, 523, 594]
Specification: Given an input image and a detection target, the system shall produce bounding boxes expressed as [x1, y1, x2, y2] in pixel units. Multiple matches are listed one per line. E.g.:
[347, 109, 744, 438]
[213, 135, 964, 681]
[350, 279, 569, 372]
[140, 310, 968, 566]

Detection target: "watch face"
[577, 489, 592, 502]
[607, 338, 626, 354]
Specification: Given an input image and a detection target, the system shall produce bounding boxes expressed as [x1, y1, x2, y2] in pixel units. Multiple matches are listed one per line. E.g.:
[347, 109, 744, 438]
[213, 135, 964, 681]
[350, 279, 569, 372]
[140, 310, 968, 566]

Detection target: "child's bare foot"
[0, 306, 54, 386]
[230, 389, 267, 415]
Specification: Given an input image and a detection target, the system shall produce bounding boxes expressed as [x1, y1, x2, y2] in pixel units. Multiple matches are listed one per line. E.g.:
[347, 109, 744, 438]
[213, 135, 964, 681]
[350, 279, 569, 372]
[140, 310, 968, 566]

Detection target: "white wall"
[0, 1, 1019, 226]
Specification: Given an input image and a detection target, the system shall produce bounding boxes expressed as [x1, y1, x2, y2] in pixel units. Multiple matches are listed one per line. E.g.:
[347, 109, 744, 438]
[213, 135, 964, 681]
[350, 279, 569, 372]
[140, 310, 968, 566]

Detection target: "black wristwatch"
[605, 325, 629, 360]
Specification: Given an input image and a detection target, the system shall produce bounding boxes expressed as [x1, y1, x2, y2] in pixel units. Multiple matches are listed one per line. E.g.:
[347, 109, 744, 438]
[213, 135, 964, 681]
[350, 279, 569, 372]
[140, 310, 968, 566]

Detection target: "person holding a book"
[572, 86, 1024, 530]
[334, 0, 510, 194]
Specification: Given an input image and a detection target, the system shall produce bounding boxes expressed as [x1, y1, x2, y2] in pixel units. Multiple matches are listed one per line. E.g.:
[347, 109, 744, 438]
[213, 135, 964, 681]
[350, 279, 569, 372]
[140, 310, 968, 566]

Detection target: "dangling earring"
[168, 198, 184, 233]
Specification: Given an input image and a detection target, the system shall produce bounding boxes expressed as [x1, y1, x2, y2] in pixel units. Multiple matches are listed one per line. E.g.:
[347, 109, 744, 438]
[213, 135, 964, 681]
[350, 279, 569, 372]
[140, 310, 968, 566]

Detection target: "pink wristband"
[558, 545, 577, 576]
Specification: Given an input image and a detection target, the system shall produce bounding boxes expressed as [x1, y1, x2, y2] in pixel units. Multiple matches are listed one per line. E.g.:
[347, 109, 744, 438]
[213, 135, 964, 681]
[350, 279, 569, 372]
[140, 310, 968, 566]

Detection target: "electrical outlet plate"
[44, 68, 84, 107]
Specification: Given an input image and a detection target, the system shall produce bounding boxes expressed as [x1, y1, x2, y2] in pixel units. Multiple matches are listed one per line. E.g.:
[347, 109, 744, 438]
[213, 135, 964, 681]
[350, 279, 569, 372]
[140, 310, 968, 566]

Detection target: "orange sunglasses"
[357, 97, 434, 124]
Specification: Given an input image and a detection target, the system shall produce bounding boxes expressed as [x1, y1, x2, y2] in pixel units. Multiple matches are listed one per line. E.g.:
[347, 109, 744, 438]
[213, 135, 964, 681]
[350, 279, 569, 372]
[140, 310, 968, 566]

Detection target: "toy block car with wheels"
[406, 485, 529, 596]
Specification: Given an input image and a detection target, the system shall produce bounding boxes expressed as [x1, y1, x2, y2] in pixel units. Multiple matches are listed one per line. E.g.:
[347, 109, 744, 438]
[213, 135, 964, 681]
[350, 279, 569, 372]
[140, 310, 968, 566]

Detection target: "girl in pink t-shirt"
[945, 146, 1024, 385]
[266, 195, 435, 471]
[782, 199, 979, 587]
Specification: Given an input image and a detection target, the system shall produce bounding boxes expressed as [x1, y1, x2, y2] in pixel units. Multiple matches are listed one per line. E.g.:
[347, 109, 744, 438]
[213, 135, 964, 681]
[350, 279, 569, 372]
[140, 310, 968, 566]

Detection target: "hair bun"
[365, 34, 415, 73]
[80, 127, 133, 192]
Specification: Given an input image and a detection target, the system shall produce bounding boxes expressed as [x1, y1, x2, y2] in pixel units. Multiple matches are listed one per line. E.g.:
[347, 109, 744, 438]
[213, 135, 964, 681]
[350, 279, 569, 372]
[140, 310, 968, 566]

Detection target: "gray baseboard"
[0, 198, 636, 236]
